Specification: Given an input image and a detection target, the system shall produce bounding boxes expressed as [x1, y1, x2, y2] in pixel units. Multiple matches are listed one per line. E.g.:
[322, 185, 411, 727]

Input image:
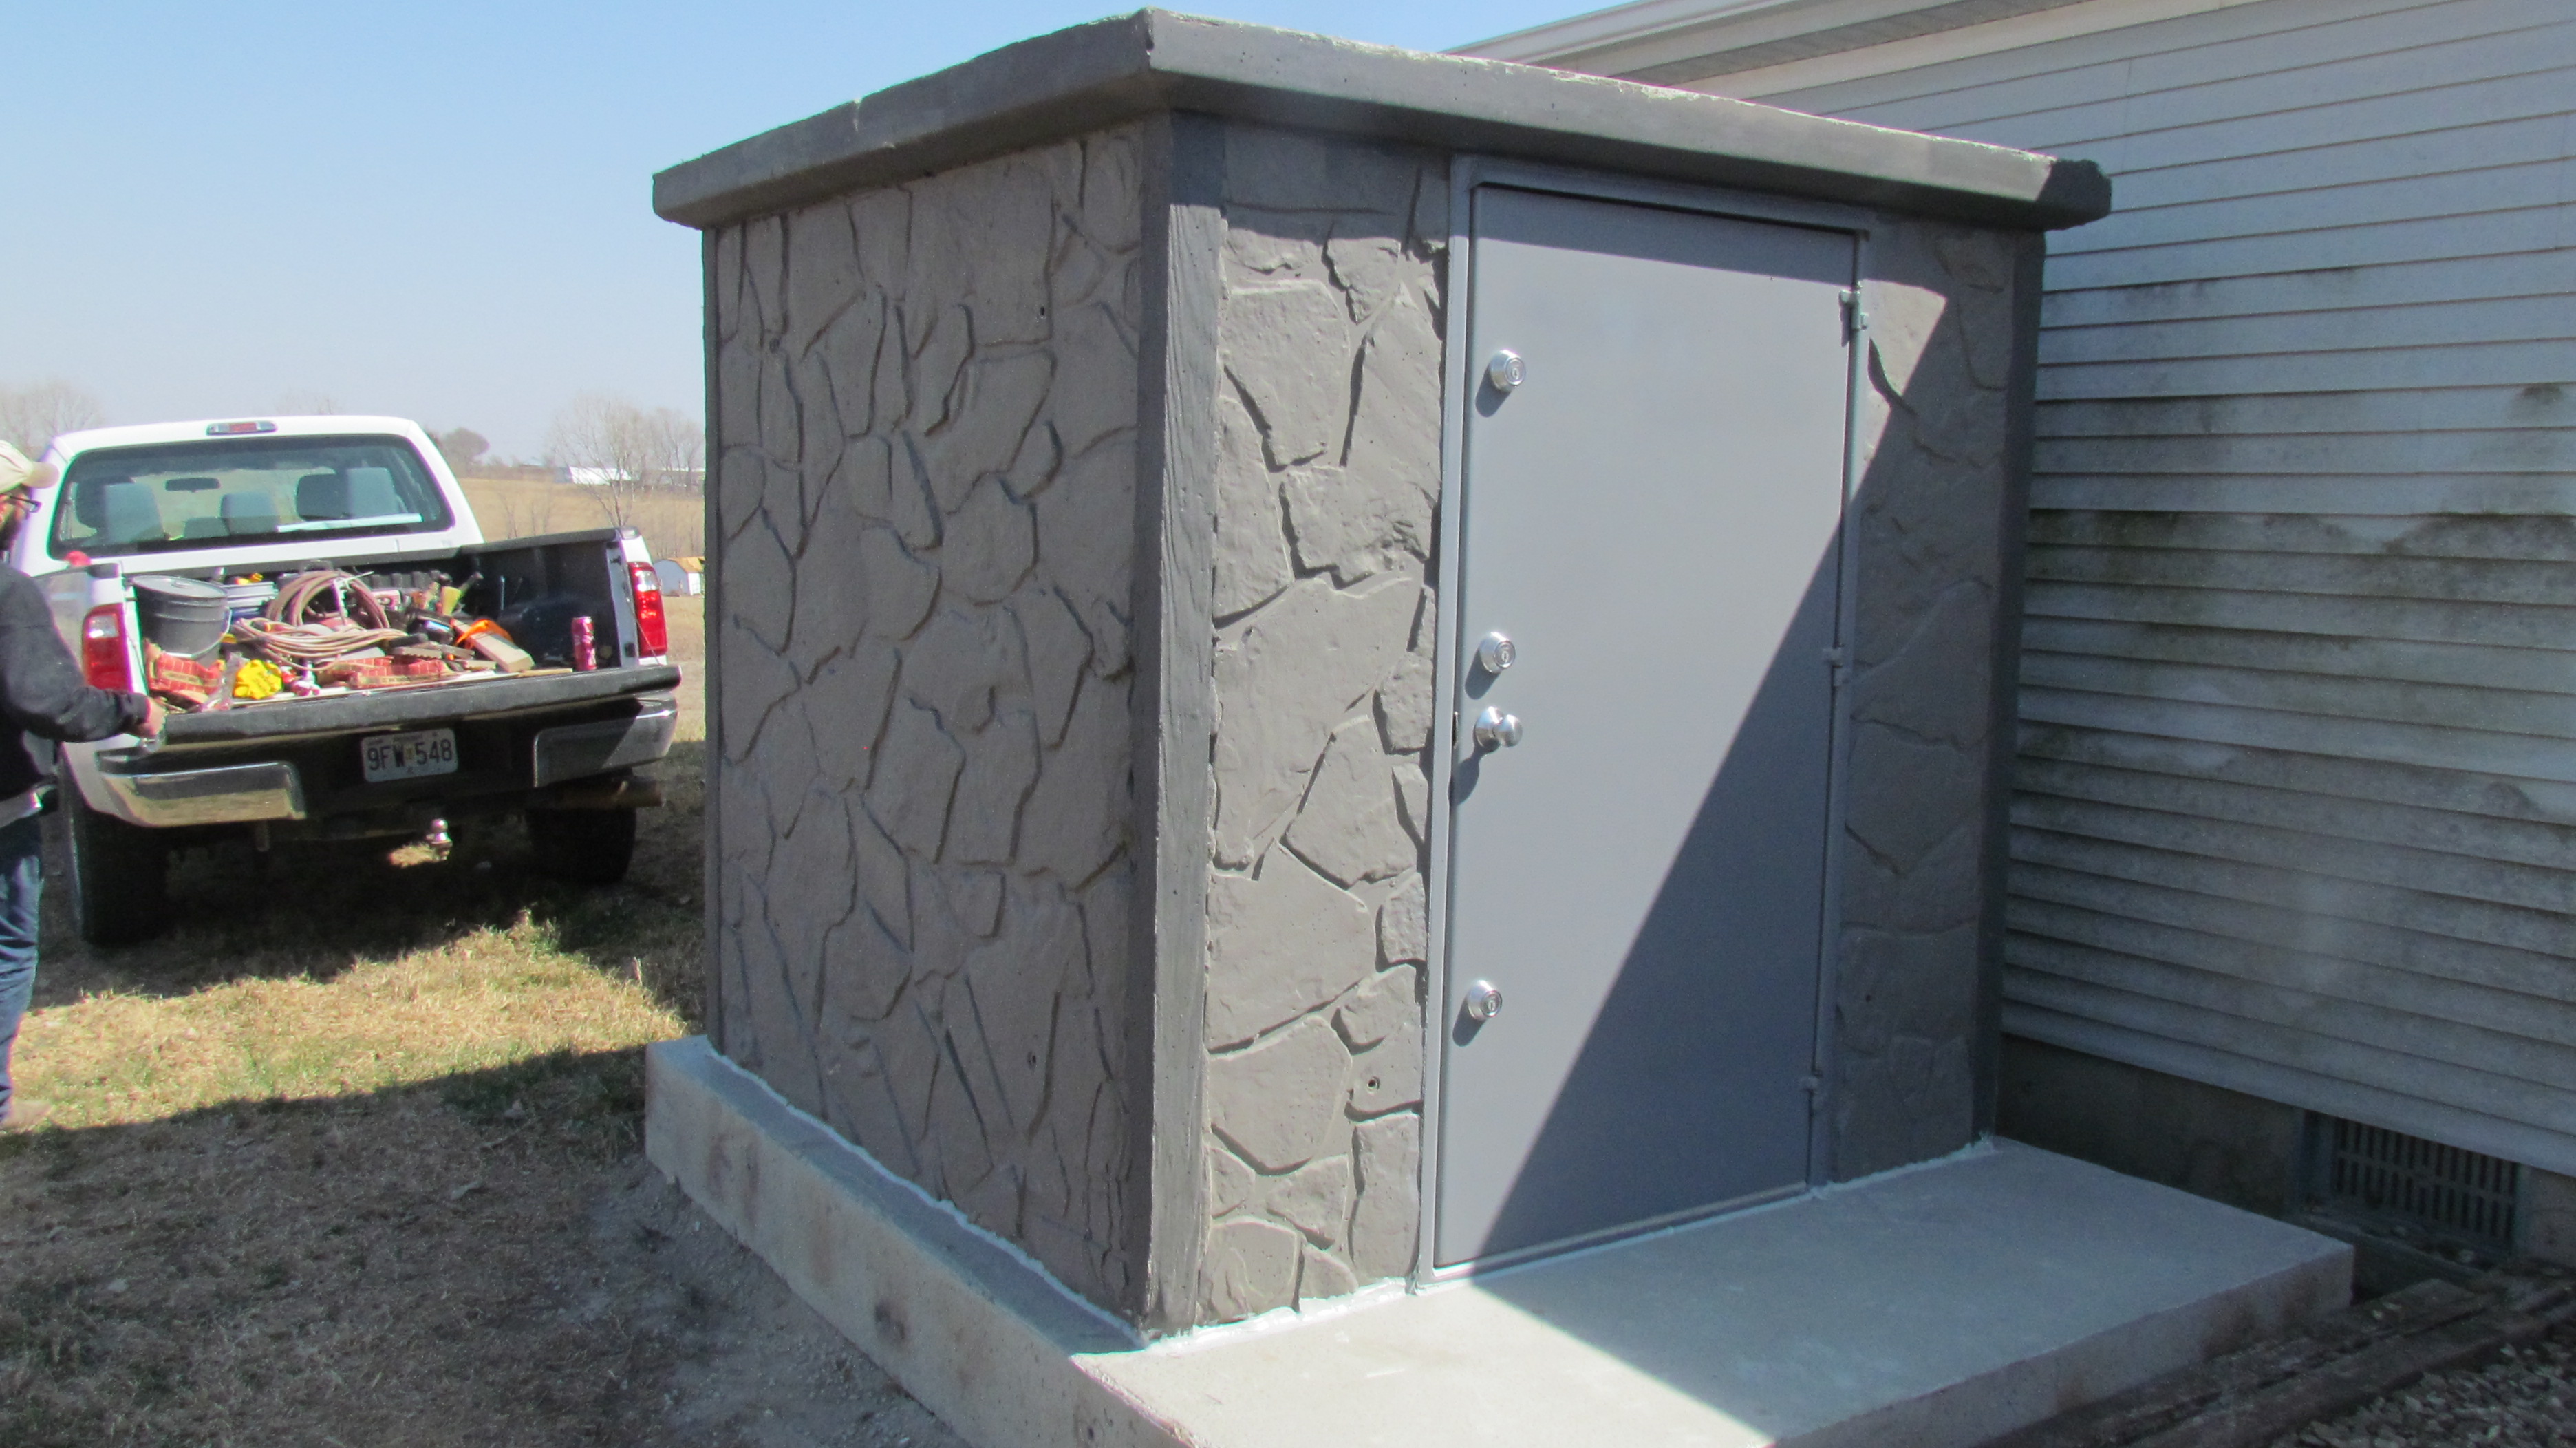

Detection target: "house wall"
[702, 125, 1152, 1312]
[1717, 0, 2576, 1173]
[2002, 1038, 2576, 1276]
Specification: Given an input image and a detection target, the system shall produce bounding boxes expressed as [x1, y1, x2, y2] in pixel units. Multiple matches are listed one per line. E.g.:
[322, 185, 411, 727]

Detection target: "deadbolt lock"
[1486, 349, 1525, 392]
[1465, 980, 1504, 1023]
[1476, 631, 1516, 675]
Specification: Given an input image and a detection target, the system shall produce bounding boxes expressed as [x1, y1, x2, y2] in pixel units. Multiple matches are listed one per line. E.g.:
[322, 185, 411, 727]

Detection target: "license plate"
[361, 728, 458, 783]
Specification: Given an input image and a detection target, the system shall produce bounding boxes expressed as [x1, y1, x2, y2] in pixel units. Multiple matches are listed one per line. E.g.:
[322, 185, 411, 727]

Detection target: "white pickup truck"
[18, 415, 683, 944]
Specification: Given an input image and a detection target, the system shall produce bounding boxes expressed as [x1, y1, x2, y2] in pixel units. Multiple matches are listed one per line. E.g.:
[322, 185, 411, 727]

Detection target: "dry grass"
[460, 476, 707, 562]
[0, 599, 955, 1447]
[20, 595, 714, 1133]
[22, 930, 684, 1132]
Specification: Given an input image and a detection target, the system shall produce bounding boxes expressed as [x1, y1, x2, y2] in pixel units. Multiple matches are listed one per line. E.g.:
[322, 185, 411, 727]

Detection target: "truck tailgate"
[162, 665, 683, 745]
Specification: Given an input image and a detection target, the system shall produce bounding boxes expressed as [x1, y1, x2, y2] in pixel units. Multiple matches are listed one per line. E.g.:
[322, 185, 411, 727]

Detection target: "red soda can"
[570, 615, 598, 671]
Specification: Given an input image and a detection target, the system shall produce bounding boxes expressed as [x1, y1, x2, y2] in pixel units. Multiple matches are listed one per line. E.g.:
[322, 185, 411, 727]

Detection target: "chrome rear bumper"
[84, 695, 678, 829]
[94, 758, 307, 827]
[531, 699, 677, 787]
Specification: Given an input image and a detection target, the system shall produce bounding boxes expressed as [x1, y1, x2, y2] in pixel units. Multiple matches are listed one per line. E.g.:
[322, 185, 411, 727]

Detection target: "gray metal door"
[1437, 186, 1854, 1266]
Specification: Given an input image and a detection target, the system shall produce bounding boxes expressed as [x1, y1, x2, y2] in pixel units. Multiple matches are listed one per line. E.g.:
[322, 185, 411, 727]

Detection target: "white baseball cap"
[0, 441, 55, 496]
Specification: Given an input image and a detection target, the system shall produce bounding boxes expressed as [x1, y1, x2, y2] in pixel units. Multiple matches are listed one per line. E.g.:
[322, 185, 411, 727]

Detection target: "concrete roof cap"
[652, 9, 2110, 232]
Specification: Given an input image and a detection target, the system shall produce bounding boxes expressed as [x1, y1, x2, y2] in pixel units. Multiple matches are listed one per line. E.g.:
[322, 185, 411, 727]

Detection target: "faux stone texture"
[1333, 965, 1418, 1051]
[1205, 1014, 1351, 1173]
[1344, 1025, 1421, 1118]
[1829, 218, 2032, 1182]
[709, 126, 1146, 1311]
[1284, 718, 1417, 888]
[1195, 129, 1446, 1323]
[1210, 573, 1423, 869]
[706, 106, 2039, 1336]
[1203, 851, 1377, 1051]
[1199, 1218, 1302, 1322]
[1349, 1112, 1421, 1282]
[1265, 1155, 1355, 1248]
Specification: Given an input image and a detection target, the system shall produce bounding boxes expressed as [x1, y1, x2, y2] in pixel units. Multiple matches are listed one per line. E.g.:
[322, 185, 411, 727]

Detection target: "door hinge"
[1840, 289, 1867, 341]
[1823, 646, 1850, 689]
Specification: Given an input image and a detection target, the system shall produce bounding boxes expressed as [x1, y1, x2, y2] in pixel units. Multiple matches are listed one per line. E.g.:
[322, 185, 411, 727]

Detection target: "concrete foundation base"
[2001, 1035, 2576, 1277]
[649, 1036, 2352, 1448]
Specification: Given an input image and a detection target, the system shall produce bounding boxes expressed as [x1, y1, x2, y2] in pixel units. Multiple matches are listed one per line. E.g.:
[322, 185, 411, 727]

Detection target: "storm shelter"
[647, 13, 2349, 1447]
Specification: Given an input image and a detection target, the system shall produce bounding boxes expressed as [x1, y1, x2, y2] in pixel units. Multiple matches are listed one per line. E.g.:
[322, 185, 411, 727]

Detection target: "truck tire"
[526, 807, 636, 886]
[63, 789, 171, 946]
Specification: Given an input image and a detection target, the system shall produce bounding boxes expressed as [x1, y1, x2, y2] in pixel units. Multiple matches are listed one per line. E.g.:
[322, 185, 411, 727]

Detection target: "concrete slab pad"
[651, 1036, 2350, 1448]
[1090, 1146, 2350, 1447]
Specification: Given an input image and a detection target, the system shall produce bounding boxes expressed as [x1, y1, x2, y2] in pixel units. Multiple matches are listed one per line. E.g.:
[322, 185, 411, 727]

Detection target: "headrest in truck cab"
[296, 471, 348, 520]
[75, 478, 166, 545]
[219, 491, 279, 536]
[73, 477, 125, 529]
[345, 467, 404, 520]
[293, 468, 407, 526]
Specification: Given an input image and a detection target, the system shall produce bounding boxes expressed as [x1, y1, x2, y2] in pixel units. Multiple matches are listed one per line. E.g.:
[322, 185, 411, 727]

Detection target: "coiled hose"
[233, 569, 410, 663]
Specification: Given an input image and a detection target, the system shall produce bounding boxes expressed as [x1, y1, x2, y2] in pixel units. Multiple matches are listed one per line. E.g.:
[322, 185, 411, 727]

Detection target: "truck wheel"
[526, 807, 636, 886]
[63, 790, 171, 946]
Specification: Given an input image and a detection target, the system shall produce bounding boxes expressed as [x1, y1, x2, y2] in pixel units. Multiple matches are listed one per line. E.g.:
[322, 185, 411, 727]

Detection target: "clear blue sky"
[3, 3, 1582, 458]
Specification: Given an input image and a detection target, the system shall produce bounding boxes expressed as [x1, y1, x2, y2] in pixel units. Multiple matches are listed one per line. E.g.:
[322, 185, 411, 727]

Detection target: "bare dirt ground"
[1, 1072, 965, 1447]
[0, 597, 967, 1447]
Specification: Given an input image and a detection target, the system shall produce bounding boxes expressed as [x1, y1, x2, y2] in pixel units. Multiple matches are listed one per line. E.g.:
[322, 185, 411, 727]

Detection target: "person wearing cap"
[0, 440, 163, 1131]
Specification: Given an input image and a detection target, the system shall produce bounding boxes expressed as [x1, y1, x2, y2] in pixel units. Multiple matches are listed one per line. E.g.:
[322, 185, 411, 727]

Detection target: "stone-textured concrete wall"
[1191, 127, 1448, 1323]
[1832, 218, 2037, 1180]
[705, 125, 1148, 1310]
[701, 111, 2040, 1323]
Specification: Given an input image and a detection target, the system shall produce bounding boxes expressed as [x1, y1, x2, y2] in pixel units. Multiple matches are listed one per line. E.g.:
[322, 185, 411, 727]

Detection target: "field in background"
[460, 475, 707, 561]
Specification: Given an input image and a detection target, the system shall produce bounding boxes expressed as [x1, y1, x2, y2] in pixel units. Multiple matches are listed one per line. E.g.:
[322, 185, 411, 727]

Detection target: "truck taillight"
[628, 563, 669, 659]
[82, 605, 133, 691]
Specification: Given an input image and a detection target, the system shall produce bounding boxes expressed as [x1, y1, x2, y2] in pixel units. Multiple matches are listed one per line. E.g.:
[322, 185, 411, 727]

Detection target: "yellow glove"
[234, 659, 285, 700]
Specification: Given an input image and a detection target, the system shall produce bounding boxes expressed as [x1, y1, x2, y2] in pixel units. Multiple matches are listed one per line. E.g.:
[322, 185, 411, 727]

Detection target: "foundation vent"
[2310, 1115, 2520, 1250]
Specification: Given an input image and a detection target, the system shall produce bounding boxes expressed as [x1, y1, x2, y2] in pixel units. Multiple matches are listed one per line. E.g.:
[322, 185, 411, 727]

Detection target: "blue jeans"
[0, 814, 45, 1121]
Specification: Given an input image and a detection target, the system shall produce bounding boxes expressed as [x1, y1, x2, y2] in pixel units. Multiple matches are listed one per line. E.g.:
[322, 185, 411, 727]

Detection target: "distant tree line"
[0, 379, 105, 456]
[542, 395, 705, 536]
[430, 427, 490, 475]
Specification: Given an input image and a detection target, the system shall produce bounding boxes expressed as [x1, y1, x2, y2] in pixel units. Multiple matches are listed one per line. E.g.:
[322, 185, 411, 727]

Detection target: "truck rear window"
[51, 434, 453, 559]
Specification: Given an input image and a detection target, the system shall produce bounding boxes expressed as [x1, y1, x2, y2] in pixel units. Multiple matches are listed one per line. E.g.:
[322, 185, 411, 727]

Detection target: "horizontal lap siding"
[1757, 0, 2576, 1169]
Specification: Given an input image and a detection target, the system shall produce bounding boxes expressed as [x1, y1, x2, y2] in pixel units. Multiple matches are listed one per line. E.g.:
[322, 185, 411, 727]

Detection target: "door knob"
[1464, 980, 1504, 1023]
[1473, 707, 1522, 750]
